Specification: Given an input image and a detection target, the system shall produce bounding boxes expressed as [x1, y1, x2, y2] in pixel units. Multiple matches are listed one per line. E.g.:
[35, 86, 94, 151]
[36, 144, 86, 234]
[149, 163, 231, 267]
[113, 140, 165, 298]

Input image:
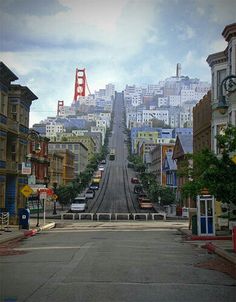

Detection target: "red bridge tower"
[73, 68, 91, 102]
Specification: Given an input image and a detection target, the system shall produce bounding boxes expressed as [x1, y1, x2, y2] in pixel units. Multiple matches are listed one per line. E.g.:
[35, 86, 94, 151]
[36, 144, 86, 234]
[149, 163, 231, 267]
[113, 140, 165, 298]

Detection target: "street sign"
[39, 192, 47, 200]
[21, 162, 32, 175]
[28, 175, 36, 185]
[21, 185, 33, 198]
[52, 194, 58, 200]
[38, 188, 54, 195]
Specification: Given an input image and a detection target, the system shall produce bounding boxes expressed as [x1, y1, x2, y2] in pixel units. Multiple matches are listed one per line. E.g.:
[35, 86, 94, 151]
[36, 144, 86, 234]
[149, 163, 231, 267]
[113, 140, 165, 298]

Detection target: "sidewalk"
[179, 227, 236, 265]
[0, 219, 56, 245]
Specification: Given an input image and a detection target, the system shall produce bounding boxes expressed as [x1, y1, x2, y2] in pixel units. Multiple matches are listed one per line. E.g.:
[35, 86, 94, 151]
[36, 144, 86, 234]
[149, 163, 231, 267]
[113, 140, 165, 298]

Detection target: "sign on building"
[22, 162, 32, 175]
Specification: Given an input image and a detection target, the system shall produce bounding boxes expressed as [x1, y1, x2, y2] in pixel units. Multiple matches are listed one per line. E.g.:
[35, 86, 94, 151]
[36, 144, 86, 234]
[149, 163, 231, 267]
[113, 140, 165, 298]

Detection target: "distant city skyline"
[1, 0, 235, 126]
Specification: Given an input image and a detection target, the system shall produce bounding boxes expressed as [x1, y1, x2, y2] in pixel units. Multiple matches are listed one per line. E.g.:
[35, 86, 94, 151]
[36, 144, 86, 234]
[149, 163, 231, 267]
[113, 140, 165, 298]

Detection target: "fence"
[0, 212, 10, 231]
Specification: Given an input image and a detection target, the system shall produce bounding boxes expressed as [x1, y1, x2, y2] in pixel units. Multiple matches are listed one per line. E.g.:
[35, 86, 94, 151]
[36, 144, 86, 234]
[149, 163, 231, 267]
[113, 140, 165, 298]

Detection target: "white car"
[70, 196, 87, 212]
[98, 165, 105, 172]
[85, 189, 95, 199]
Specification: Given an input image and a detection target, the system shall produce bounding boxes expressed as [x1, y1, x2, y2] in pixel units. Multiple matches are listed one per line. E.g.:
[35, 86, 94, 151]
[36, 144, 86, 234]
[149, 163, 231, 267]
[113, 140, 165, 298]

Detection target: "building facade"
[206, 23, 236, 154]
[48, 141, 88, 177]
[193, 91, 211, 153]
[0, 62, 38, 220]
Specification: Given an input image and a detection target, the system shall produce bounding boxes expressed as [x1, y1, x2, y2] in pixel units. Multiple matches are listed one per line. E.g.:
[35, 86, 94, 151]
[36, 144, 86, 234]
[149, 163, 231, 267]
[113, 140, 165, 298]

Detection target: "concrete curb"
[37, 222, 56, 232]
[178, 227, 236, 265]
[204, 242, 236, 265]
[178, 227, 232, 240]
[0, 222, 56, 244]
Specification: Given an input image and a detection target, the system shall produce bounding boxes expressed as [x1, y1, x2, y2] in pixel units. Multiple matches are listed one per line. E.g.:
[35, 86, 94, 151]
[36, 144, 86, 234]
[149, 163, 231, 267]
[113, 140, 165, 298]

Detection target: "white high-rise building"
[105, 83, 115, 99]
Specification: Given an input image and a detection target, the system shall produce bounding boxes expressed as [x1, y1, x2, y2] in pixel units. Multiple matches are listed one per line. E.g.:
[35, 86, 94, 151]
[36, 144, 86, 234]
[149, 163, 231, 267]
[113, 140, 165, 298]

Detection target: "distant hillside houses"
[32, 83, 115, 162]
[124, 69, 210, 129]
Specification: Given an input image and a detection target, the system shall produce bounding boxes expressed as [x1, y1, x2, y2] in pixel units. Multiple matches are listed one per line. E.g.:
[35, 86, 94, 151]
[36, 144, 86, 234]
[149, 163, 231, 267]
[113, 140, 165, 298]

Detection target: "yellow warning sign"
[52, 194, 58, 200]
[21, 185, 33, 198]
[231, 154, 236, 165]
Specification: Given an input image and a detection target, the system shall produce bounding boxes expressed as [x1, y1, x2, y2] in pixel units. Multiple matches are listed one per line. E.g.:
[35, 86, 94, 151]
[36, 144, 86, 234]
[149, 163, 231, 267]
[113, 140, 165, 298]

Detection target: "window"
[11, 143, 16, 161]
[0, 137, 6, 161]
[217, 69, 226, 99]
[0, 92, 7, 115]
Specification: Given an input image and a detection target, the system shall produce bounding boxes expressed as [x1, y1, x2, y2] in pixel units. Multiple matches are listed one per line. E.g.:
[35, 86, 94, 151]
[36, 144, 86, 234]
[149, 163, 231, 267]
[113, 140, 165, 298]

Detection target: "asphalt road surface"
[0, 223, 235, 302]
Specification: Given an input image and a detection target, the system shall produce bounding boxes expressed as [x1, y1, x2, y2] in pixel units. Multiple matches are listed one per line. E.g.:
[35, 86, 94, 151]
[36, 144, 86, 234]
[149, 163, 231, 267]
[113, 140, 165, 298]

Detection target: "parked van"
[70, 196, 87, 212]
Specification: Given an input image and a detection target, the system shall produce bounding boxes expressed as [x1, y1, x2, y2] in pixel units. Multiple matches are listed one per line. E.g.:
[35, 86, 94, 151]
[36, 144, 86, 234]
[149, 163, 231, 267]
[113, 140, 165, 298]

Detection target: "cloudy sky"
[0, 0, 236, 126]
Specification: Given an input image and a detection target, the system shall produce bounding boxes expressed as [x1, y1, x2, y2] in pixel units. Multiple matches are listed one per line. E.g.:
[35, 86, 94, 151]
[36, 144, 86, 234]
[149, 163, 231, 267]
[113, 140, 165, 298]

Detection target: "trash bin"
[192, 214, 197, 235]
[18, 208, 30, 230]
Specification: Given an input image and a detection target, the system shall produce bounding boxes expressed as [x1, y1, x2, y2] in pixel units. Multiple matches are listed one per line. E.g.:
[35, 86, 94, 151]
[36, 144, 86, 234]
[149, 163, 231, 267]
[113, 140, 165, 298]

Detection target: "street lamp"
[216, 75, 236, 115]
[158, 196, 161, 208]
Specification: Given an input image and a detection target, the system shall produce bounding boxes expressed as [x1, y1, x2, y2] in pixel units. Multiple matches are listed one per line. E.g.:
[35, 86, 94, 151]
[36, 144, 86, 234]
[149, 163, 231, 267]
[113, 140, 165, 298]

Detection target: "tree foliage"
[181, 125, 236, 205]
[139, 172, 175, 205]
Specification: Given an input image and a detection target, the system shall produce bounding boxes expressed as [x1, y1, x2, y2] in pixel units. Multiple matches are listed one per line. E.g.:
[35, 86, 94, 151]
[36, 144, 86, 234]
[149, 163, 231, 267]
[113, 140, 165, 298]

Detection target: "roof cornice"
[206, 51, 227, 68]
[222, 23, 236, 42]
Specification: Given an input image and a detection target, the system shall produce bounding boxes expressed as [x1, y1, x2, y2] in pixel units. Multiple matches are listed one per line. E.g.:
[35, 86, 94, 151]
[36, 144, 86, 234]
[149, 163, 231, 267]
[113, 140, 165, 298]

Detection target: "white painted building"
[105, 83, 115, 99]
[148, 84, 163, 95]
[207, 23, 236, 154]
[78, 95, 96, 106]
[169, 95, 181, 106]
[58, 105, 76, 117]
[158, 97, 169, 107]
[180, 88, 206, 103]
[142, 109, 169, 125]
[91, 126, 106, 145]
[46, 123, 65, 138]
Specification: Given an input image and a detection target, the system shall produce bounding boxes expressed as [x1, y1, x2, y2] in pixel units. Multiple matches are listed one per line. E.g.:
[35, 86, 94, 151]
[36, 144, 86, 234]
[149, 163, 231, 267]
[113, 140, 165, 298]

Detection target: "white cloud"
[207, 38, 227, 54]
[194, 0, 236, 25]
[177, 24, 195, 40]
[182, 51, 210, 81]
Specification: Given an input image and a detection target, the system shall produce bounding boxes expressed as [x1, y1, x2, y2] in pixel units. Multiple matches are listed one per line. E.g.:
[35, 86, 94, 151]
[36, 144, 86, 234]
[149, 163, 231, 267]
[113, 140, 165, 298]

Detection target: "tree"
[181, 125, 236, 205]
[139, 172, 176, 205]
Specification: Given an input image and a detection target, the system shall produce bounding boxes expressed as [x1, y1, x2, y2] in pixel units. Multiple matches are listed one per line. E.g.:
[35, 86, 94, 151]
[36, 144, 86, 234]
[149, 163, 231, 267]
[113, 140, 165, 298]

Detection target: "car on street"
[101, 159, 106, 164]
[98, 165, 105, 172]
[138, 197, 153, 209]
[85, 189, 95, 199]
[89, 182, 99, 190]
[134, 184, 144, 194]
[70, 196, 87, 212]
[131, 177, 140, 184]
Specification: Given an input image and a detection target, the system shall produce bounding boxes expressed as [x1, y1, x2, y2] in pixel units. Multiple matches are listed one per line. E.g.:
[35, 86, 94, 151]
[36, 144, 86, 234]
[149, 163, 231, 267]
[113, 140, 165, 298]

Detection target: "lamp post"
[216, 75, 236, 115]
[158, 196, 161, 208]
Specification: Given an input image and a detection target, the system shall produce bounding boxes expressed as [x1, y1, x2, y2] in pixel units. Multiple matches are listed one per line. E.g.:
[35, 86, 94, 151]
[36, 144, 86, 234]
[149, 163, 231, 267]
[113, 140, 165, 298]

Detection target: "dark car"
[131, 177, 140, 184]
[89, 183, 99, 190]
[134, 184, 144, 194]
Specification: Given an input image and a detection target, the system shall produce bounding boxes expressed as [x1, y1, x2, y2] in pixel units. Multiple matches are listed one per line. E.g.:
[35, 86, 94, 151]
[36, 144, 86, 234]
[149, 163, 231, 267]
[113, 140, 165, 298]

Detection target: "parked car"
[137, 193, 148, 202]
[101, 159, 106, 164]
[89, 182, 99, 190]
[85, 189, 95, 199]
[131, 177, 140, 184]
[134, 184, 144, 194]
[138, 197, 153, 209]
[98, 165, 105, 172]
[70, 196, 87, 212]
